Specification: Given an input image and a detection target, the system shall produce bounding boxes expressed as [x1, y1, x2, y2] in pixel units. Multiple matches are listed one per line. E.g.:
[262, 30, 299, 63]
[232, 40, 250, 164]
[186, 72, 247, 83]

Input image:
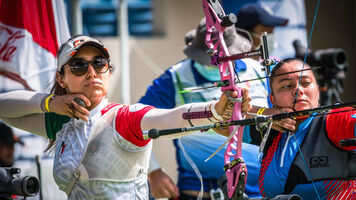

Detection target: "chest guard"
[65, 105, 152, 195]
[285, 115, 356, 193]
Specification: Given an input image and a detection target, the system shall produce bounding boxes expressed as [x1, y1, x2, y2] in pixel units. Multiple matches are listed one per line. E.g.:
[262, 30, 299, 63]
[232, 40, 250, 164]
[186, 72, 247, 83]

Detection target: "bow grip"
[221, 82, 243, 103]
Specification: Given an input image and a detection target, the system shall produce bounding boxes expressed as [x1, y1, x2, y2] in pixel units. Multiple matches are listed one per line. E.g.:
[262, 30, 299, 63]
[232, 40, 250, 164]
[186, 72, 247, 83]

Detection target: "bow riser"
[203, 0, 247, 198]
[203, 1, 237, 93]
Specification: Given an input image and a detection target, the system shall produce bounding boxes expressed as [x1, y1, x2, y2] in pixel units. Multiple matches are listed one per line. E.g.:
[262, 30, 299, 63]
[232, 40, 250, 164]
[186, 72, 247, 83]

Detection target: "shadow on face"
[269, 59, 320, 111]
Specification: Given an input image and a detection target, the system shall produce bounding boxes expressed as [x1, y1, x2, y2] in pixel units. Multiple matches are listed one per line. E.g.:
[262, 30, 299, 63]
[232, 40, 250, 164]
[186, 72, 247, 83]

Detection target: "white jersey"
[45, 99, 154, 199]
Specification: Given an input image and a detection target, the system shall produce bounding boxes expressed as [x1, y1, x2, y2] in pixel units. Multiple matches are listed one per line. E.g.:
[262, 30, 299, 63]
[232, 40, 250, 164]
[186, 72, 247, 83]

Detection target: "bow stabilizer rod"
[142, 116, 269, 140]
[143, 101, 356, 140]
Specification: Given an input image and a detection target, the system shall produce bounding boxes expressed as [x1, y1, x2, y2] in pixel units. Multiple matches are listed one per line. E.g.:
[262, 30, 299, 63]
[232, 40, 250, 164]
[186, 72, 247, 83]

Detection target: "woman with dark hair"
[257, 58, 356, 199]
[0, 35, 252, 199]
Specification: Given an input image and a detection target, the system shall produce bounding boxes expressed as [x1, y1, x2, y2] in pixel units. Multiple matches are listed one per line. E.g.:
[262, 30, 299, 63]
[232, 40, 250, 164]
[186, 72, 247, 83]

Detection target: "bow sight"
[210, 31, 276, 76]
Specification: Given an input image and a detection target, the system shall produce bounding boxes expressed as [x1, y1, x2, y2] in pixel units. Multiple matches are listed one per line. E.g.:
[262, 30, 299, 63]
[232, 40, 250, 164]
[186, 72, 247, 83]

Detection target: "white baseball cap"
[56, 35, 110, 72]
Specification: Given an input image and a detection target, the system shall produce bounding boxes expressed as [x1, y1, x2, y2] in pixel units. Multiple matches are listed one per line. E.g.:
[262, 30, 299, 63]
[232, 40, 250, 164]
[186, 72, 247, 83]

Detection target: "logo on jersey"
[351, 114, 356, 118]
[88, 139, 101, 156]
[310, 156, 329, 168]
[59, 141, 66, 157]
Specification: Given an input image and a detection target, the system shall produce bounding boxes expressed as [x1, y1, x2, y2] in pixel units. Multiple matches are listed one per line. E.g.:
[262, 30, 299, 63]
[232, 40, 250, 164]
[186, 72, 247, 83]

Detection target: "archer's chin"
[293, 104, 313, 111]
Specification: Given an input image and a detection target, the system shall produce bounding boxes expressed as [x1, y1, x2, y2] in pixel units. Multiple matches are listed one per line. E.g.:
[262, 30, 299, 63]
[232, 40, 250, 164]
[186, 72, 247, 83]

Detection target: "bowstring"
[293, 0, 322, 199]
[293, 0, 320, 110]
[292, 133, 322, 200]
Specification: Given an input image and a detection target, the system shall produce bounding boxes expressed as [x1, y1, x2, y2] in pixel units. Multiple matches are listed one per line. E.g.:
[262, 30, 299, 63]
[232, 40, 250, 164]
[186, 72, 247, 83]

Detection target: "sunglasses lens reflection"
[70, 60, 87, 76]
[92, 58, 108, 73]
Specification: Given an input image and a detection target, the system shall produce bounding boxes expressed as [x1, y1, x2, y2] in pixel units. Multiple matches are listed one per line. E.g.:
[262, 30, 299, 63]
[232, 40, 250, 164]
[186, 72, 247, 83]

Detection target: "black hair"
[269, 58, 314, 95]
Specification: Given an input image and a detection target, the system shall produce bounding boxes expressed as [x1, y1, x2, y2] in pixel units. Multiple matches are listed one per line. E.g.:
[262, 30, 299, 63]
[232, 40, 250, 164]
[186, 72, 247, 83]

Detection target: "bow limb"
[202, 0, 246, 199]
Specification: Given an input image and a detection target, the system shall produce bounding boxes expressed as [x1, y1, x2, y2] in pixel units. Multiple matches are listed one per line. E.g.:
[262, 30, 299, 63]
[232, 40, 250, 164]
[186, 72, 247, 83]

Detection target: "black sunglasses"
[67, 57, 110, 76]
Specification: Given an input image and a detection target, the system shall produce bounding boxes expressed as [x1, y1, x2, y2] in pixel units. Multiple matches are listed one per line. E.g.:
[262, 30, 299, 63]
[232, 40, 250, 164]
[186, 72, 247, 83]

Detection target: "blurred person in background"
[223, 0, 307, 59]
[234, 3, 288, 60]
[0, 122, 23, 167]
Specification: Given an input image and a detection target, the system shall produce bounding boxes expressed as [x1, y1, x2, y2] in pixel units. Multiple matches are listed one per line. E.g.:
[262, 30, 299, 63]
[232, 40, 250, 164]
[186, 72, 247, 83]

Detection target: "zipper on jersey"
[280, 132, 292, 167]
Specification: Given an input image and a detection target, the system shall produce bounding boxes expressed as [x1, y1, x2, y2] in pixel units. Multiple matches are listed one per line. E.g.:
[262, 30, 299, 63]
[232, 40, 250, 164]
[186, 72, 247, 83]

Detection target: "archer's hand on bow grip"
[215, 88, 252, 121]
[271, 107, 297, 132]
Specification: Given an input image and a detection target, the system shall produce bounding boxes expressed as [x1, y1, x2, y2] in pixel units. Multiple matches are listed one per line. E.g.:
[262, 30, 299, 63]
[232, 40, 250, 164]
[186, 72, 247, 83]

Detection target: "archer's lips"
[295, 99, 307, 103]
[85, 81, 103, 87]
[294, 99, 309, 105]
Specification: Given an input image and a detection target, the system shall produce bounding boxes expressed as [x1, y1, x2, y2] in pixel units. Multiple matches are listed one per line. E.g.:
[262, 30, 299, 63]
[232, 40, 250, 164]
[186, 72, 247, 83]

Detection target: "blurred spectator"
[0, 122, 24, 167]
[235, 3, 288, 56]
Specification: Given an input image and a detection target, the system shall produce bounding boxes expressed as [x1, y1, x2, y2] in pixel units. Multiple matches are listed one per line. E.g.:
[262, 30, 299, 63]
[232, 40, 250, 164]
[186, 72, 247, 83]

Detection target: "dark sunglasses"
[67, 57, 110, 76]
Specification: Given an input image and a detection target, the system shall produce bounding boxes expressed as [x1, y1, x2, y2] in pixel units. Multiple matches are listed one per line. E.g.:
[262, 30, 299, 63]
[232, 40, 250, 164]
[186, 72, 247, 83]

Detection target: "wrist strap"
[44, 94, 54, 112]
[41, 94, 49, 112]
[205, 104, 214, 122]
[257, 107, 267, 115]
[210, 102, 223, 122]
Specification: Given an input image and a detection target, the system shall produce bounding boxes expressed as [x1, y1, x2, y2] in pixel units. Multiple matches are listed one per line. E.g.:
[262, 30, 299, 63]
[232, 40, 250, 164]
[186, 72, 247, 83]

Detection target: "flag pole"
[118, 0, 131, 104]
[70, 0, 83, 35]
